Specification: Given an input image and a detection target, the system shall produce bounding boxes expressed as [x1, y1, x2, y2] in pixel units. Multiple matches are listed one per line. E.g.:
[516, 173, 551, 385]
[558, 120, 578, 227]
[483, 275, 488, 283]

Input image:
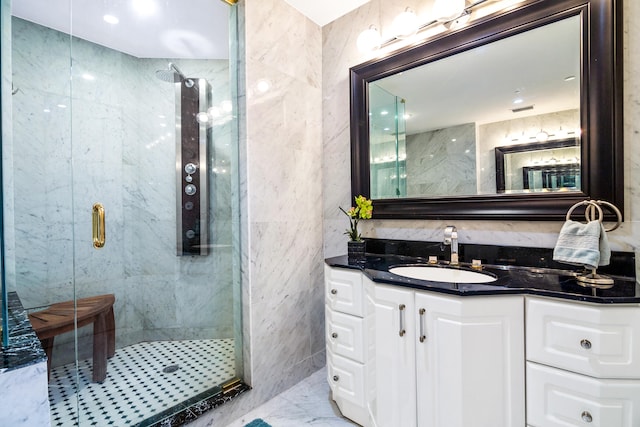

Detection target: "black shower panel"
[176, 78, 211, 256]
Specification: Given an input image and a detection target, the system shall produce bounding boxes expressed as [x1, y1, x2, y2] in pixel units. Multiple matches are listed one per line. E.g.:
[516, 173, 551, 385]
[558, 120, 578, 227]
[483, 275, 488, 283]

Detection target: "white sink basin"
[388, 265, 497, 284]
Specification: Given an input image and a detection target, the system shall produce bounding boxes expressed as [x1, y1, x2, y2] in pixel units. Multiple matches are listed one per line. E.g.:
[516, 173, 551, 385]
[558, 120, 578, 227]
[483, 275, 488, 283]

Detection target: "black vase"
[347, 240, 366, 265]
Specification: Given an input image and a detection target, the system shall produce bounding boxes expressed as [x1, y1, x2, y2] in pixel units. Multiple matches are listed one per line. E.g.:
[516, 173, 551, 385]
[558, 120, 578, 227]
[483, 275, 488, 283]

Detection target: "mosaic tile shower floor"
[48, 339, 235, 426]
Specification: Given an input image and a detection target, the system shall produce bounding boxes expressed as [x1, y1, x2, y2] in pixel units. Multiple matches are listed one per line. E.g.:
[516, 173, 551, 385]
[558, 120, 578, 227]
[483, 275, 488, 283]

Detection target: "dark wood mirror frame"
[350, 0, 623, 221]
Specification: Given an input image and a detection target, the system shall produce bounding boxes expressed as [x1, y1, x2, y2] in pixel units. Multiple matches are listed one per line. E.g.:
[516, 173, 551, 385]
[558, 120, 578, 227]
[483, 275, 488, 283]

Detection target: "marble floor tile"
[225, 367, 359, 427]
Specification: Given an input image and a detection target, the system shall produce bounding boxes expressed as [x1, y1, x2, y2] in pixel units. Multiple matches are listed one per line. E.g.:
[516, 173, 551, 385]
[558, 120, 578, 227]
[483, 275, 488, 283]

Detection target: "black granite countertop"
[326, 239, 639, 304]
[1, 291, 46, 372]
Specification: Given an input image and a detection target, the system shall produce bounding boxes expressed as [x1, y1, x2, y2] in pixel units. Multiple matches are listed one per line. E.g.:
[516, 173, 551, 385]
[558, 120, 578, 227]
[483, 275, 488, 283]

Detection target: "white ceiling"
[284, 0, 371, 26]
[11, 0, 230, 59]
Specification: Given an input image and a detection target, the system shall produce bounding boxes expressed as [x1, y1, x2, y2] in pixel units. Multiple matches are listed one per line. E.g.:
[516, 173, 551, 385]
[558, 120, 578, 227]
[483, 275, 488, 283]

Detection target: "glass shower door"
[8, 0, 243, 425]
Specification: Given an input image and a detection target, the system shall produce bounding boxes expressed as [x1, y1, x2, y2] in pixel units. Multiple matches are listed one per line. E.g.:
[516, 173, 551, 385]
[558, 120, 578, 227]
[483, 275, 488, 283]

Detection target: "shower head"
[155, 62, 194, 87]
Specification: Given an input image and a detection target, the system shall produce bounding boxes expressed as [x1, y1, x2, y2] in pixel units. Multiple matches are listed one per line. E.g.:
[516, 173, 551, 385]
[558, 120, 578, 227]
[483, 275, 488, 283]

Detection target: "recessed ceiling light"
[103, 14, 119, 24]
[513, 98, 523, 104]
[380, 110, 389, 116]
[564, 75, 576, 81]
[82, 73, 95, 81]
[256, 79, 271, 93]
[132, 0, 158, 17]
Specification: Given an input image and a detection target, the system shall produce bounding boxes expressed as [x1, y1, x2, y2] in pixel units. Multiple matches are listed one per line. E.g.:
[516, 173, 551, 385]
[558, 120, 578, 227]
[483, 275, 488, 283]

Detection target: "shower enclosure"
[1, 0, 244, 425]
[368, 83, 407, 199]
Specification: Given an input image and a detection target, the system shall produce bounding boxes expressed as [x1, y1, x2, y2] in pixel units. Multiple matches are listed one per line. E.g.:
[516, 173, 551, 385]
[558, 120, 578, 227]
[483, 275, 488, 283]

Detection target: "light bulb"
[357, 26, 382, 53]
[536, 130, 549, 142]
[196, 112, 210, 124]
[432, 0, 465, 22]
[392, 8, 419, 39]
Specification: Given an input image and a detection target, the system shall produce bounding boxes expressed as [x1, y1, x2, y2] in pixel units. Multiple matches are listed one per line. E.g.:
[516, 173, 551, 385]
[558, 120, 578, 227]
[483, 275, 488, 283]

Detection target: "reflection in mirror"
[368, 15, 580, 199]
[369, 83, 407, 198]
[495, 138, 580, 193]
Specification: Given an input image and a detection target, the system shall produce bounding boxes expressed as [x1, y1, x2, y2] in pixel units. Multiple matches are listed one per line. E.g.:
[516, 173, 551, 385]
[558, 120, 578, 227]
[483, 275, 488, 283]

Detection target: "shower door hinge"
[222, 378, 242, 395]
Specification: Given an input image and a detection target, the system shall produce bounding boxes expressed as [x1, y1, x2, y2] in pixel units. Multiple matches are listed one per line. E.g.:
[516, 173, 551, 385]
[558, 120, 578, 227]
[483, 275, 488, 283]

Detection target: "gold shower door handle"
[92, 203, 105, 248]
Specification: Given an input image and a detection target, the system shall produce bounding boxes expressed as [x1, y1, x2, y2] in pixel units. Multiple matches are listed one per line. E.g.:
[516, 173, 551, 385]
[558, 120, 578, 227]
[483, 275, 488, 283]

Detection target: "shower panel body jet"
[172, 74, 211, 256]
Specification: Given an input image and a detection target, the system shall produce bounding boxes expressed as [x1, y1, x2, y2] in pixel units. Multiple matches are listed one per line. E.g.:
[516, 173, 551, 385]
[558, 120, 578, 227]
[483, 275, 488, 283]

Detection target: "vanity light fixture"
[356, 0, 514, 53]
[433, 0, 465, 22]
[357, 25, 382, 53]
[444, 10, 472, 30]
[392, 8, 420, 39]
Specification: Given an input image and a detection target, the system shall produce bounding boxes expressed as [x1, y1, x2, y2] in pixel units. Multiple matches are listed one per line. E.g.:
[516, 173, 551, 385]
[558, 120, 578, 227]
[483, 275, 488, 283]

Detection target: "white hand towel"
[552, 220, 603, 270]
[598, 222, 611, 267]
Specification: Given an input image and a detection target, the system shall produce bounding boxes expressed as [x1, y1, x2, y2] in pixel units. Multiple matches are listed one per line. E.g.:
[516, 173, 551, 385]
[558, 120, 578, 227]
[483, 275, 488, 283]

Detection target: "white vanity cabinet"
[325, 265, 371, 426]
[525, 296, 640, 426]
[373, 283, 525, 427]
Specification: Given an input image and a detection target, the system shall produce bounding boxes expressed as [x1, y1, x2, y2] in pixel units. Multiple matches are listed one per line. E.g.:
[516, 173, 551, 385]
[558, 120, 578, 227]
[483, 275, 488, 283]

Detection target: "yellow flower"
[340, 195, 373, 241]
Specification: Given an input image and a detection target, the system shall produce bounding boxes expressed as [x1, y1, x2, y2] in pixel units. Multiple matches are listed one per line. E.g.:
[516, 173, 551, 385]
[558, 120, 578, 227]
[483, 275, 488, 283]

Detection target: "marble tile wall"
[191, 0, 324, 425]
[406, 123, 476, 197]
[322, 0, 640, 278]
[8, 18, 236, 364]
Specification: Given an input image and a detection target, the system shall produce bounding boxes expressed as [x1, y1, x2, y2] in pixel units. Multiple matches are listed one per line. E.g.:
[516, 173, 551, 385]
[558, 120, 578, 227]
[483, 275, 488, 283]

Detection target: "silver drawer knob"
[330, 289, 337, 295]
[331, 332, 338, 339]
[332, 375, 339, 382]
[581, 411, 593, 423]
[580, 339, 592, 350]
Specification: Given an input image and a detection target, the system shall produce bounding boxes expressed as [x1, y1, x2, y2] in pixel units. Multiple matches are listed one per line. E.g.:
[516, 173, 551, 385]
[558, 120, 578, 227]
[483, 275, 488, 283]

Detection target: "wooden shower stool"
[28, 294, 116, 383]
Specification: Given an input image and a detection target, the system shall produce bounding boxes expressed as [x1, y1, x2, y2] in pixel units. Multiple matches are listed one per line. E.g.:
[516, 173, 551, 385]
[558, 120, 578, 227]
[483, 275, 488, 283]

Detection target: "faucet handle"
[444, 225, 457, 244]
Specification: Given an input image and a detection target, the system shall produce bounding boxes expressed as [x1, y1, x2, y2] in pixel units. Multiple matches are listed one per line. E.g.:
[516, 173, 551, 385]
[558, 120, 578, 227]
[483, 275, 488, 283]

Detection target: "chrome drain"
[162, 364, 180, 374]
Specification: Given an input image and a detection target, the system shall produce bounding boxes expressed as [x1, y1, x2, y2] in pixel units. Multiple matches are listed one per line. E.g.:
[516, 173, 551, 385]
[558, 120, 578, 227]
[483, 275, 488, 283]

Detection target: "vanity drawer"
[327, 350, 366, 407]
[526, 297, 640, 378]
[326, 307, 366, 363]
[325, 265, 364, 317]
[526, 362, 640, 427]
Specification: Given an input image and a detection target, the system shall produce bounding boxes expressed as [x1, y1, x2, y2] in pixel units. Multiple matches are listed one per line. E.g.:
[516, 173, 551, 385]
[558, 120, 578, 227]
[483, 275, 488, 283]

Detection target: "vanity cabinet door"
[325, 265, 364, 317]
[527, 361, 640, 427]
[415, 293, 525, 427]
[373, 284, 417, 427]
[526, 297, 640, 378]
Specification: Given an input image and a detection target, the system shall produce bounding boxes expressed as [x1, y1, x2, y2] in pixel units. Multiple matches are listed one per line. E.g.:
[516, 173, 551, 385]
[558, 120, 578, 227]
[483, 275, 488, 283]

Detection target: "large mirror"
[351, 0, 623, 220]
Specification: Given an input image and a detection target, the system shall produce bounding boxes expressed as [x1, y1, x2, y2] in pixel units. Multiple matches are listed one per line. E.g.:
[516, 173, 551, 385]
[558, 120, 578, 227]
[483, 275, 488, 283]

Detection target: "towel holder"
[565, 199, 622, 231]
[565, 199, 622, 292]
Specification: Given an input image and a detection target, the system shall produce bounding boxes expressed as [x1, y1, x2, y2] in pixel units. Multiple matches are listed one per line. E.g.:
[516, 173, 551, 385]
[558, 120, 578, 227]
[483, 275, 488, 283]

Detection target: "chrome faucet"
[443, 225, 459, 265]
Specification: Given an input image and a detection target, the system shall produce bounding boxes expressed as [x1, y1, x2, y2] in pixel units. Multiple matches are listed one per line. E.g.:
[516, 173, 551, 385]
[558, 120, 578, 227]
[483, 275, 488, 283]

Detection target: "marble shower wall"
[190, 0, 324, 425]
[406, 123, 476, 197]
[8, 18, 235, 360]
[322, 0, 640, 273]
